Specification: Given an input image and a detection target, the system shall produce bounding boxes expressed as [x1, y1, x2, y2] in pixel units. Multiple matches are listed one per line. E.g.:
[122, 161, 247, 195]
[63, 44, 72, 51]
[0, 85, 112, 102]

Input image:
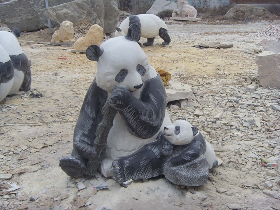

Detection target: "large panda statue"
[0, 30, 31, 99]
[59, 26, 172, 178]
[0, 44, 14, 102]
[115, 14, 171, 46]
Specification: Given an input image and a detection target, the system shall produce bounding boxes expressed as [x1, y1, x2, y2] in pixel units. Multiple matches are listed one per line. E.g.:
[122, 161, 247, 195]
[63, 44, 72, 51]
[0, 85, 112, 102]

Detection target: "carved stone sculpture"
[115, 14, 171, 46]
[59, 18, 173, 178]
[0, 30, 31, 102]
[172, 0, 197, 18]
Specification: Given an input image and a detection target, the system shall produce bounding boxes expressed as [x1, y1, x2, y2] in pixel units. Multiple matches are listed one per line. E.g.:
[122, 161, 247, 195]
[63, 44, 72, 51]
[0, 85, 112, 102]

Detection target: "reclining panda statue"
[0, 30, 31, 102]
[115, 14, 171, 46]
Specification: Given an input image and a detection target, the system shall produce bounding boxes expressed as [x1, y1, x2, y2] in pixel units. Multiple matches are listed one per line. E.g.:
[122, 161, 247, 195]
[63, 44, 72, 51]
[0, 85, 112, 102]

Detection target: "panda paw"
[59, 156, 86, 178]
[109, 86, 131, 109]
[112, 158, 125, 184]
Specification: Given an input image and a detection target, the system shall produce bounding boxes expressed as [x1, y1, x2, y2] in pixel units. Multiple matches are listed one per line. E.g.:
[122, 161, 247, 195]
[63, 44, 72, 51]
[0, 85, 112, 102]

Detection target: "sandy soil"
[1, 19, 280, 210]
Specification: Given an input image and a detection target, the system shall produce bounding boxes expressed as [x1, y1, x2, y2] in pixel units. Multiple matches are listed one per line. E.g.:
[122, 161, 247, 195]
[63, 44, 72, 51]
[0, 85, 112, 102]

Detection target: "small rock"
[228, 204, 242, 209]
[214, 112, 223, 119]
[271, 104, 280, 111]
[216, 188, 227, 193]
[263, 190, 279, 199]
[266, 170, 277, 177]
[201, 201, 212, 207]
[194, 109, 203, 116]
[264, 181, 273, 188]
[30, 196, 38, 201]
[77, 182, 86, 190]
[0, 173, 12, 180]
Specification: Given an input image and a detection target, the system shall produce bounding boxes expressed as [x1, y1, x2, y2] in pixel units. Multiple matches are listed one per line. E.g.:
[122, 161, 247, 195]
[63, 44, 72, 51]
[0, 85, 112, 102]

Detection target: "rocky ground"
[0, 18, 280, 209]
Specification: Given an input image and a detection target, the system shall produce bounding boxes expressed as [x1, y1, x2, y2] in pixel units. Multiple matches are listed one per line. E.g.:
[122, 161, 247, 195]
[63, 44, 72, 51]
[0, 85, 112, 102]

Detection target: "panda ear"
[86, 45, 104, 61]
[116, 27, 122, 32]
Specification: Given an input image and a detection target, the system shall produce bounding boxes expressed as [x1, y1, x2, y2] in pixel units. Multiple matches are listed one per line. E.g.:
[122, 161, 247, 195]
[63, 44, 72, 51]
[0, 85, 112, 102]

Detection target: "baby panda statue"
[0, 30, 31, 102]
[112, 119, 218, 187]
[59, 22, 172, 178]
[115, 14, 171, 46]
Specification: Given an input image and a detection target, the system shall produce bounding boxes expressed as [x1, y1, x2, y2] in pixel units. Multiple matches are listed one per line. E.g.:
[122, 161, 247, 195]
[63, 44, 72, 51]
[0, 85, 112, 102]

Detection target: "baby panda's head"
[86, 36, 157, 93]
[163, 119, 199, 145]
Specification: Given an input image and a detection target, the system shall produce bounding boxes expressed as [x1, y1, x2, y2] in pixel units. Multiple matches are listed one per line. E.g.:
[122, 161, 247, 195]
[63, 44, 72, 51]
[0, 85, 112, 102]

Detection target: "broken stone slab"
[165, 81, 193, 103]
[170, 17, 201, 21]
[193, 42, 233, 49]
[256, 51, 280, 89]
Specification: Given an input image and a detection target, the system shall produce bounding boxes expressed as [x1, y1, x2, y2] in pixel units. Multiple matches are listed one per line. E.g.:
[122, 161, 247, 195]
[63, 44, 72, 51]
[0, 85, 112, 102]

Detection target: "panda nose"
[134, 83, 143, 89]
[164, 127, 168, 130]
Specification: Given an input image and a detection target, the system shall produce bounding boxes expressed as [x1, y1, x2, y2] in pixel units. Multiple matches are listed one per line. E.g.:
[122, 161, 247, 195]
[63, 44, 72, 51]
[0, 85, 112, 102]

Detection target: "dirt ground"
[1, 18, 280, 210]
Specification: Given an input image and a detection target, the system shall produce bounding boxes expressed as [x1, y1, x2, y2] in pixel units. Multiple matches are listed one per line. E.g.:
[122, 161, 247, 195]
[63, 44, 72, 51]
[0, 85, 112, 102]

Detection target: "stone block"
[256, 51, 280, 89]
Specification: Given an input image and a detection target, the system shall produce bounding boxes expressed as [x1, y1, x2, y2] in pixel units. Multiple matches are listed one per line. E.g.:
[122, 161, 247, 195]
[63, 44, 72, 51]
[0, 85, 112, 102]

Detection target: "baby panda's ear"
[86, 45, 104, 62]
[192, 126, 198, 136]
[116, 27, 122, 32]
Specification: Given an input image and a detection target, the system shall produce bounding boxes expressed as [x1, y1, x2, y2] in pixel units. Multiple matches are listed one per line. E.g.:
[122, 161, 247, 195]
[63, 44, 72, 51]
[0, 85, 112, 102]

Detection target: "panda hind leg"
[59, 149, 86, 178]
[159, 28, 171, 45]
[143, 38, 155, 46]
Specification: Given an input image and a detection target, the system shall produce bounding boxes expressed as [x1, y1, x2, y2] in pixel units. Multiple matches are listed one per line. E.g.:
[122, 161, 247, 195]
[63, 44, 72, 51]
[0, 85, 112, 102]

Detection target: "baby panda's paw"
[112, 158, 125, 184]
[109, 86, 131, 109]
[59, 156, 86, 178]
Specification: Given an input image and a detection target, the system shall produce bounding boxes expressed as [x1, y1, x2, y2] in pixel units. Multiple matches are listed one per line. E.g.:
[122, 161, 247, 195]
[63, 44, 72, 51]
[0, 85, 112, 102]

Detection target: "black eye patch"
[137, 64, 146, 76]
[115, 69, 128, 83]
[174, 126, 180, 135]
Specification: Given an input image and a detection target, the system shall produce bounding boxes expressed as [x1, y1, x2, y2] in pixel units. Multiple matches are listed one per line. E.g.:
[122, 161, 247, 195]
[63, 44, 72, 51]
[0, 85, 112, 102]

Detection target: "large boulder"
[0, 0, 45, 32]
[146, 0, 177, 15]
[0, 0, 119, 34]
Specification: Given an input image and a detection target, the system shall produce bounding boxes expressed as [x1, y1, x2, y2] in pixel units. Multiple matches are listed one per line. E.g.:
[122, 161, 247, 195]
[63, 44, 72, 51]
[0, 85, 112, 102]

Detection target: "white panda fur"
[94, 36, 172, 177]
[115, 14, 168, 38]
[0, 31, 25, 95]
[0, 44, 14, 102]
[163, 119, 217, 169]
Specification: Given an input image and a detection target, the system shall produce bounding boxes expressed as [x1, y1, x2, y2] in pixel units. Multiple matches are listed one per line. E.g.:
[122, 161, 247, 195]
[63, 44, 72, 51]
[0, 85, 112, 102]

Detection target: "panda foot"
[162, 42, 170, 46]
[112, 158, 125, 184]
[143, 42, 153, 46]
[59, 156, 86, 178]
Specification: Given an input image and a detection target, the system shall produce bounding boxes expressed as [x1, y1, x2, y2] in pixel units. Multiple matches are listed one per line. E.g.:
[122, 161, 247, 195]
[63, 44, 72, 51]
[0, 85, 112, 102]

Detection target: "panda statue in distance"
[59, 25, 172, 178]
[0, 30, 31, 100]
[115, 14, 171, 46]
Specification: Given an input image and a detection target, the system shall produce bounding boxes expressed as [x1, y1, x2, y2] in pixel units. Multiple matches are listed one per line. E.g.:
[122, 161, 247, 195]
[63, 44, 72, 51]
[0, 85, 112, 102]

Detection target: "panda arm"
[72, 79, 108, 160]
[110, 74, 166, 139]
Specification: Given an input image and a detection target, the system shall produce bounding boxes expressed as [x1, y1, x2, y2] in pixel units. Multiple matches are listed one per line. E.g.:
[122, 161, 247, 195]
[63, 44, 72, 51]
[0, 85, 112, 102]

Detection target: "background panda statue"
[115, 14, 171, 46]
[0, 44, 14, 102]
[0, 30, 31, 96]
[59, 26, 172, 178]
[112, 119, 218, 187]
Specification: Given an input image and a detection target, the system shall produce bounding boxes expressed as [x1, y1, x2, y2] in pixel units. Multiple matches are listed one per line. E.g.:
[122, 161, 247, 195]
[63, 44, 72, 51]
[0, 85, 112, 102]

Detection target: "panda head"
[86, 36, 156, 93]
[163, 119, 199, 145]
